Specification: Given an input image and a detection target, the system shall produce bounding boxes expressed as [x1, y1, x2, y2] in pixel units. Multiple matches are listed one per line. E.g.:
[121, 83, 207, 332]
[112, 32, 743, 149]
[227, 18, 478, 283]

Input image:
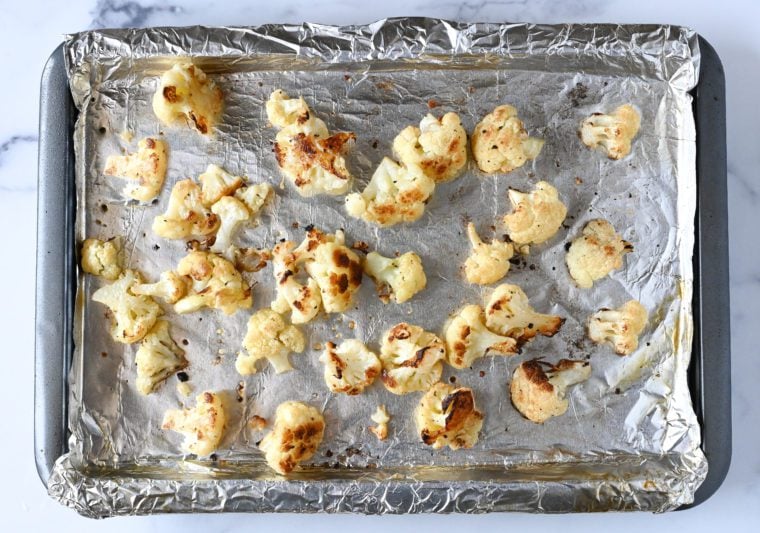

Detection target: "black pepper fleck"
[177, 372, 189, 382]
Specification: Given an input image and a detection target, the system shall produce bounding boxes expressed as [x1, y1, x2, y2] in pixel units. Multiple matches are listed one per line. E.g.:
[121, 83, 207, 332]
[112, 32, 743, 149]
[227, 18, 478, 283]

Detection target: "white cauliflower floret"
[270, 240, 322, 324]
[580, 104, 641, 160]
[510, 359, 591, 423]
[369, 405, 390, 441]
[173, 251, 252, 315]
[235, 183, 273, 215]
[237, 309, 305, 375]
[210, 196, 250, 255]
[92, 269, 162, 344]
[345, 157, 436, 227]
[135, 319, 187, 395]
[152, 63, 223, 135]
[566, 219, 633, 288]
[363, 251, 426, 304]
[471, 105, 544, 174]
[588, 300, 648, 355]
[416, 382, 484, 450]
[444, 304, 518, 369]
[162, 391, 227, 456]
[132, 270, 190, 304]
[81, 237, 122, 280]
[267, 90, 355, 197]
[103, 137, 168, 202]
[392, 112, 468, 183]
[379, 323, 446, 395]
[319, 339, 381, 395]
[152, 179, 219, 239]
[485, 284, 564, 344]
[503, 181, 567, 245]
[198, 164, 244, 207]
[463, 223, 514, 285]
[259, 401, 325, 475]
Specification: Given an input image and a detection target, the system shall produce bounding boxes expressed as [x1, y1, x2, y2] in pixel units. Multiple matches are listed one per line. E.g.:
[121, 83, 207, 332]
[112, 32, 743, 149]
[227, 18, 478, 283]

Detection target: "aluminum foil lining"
[52, 18, 705, 517]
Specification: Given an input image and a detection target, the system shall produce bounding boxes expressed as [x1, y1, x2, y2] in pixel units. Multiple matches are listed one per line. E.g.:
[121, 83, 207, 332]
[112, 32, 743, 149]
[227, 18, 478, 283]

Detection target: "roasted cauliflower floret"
[510, 359, 591, 423]
[198, 164, 244, 207]
[392, 112, 468, 183]
[580, 104, 641, 160]
[234, 247, 272, 273]
[270, 240, 322, 324]
[81, 237, 122, 280]
[132, 270, 190, 304]
[209, 196, 250, 255]
[345, 157, 436, 227]
[588, 300, 648, 355]
[162, 391, 227, 456]
[503, 181, 567, 245]
[471, 105, 544, 174]
[235, 183, 273, 215]
[379, 323, 446, 395]
[92, 269, 162, 344]
[259, 401, 325, 475]
[445, 304, 518, 369]
[463, 223, 514, 285]
[152, 179, 219, 239]
[174, 251, 252, 315]
[369, 405, 390, 441]
[135, 319, 187, 395]
[267, 90, 355, 197]
[319, 339, 381, 395]
[103, 137, 168, 203]
[485, 284, 564, 344]
[152, 62, 223, 135]
[565, 219, 633, 288]
[237, 309, 305, 375]
[363, 251, 426, 304]
[416, 382, 483, 450]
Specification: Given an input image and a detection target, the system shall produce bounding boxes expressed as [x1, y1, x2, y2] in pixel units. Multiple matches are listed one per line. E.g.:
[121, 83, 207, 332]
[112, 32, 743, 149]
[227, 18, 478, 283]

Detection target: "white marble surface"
[2, 0, 756, 530]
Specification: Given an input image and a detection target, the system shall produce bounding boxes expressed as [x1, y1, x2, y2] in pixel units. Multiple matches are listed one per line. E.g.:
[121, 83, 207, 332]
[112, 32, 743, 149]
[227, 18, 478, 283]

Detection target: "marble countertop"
[3, 0, 756, 530]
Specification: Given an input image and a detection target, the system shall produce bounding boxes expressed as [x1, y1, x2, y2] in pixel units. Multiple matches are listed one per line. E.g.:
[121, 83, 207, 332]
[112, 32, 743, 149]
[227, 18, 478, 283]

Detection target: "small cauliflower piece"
[471, 105, 544, 174]
[392, 112, 468, 183]
[234, 247, 272, 273]
[416, 382, 483, 450]
[235, 183, 273, 215]
[510, 359, 591, 423]
[265, 89, 311, 129]
[81, 237, 122, 280]
[174, 251, 252, 315]
[588, 300, 648, 355]
[237, 309, 305, 374]
[152, 179, 219, 239]
[319, 339, 381, 395]
[271, 240, 322, 324]
[132, 270, 190, 304]
[135, 319, 187, 395]
[103, 137, 168, 203]
[379, 323, 446, 395]
[369, 405, 390, 441]
[363, 251, 426, 304]
[198, 164, 244, 207]
[152, 63, 223, 135]
[485, 284, 564, 344]
[445, 304, 518, 369]
[566, 219, 633, 288]
[92, 269, 162, 344]
[259, 401, 325, 475]
[345, 157, 436, 227]
[464, 223, 514, 285]
[162, 391, 227, 456]
[210, 196, 250, 255]
[503, 181, 567, 245]
[580, 104, 641, 160]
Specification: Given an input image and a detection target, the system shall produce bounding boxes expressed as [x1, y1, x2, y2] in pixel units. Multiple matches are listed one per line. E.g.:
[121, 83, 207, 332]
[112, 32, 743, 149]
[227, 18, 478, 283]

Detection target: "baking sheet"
[50, 18, 705, 516]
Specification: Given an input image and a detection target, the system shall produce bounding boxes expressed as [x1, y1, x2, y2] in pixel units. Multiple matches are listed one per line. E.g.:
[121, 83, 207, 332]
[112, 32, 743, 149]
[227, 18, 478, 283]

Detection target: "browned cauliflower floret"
[464, 223, 514, 285]
[173, 251, 252, 315]
[135, 319, 187, 395]
[503, 181, 567, 245]
[510, 359, 591, 423]
[369, 405, 390, 441]
[198, 164, 244, 207]
[152, 179, 219, 239]
[319, 339, 381, 395]
[237, 309, 305, 375]
[91, 269, 162, 344]
[392, 112, 468, 183]
[580, 104, 641, 160]
[103, 137, 168, 203]
[379, 323, 446, 395]
[162, 391, 227, 456]
[588, 300, 648, 355]
[131, 270, 190, 304]
[471, 105, 544, 174]
[444, 304, 518, 369]
[363, 250, 427, 304]
[81, 237, 122, 280]
[416, 382, 484, 450]
[270, 240, 322, 324]
[152, 63, 223, 135]
[259, 401, 325, 475]
[484, 284, 564, 344]
[566, 219, 633, 288]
